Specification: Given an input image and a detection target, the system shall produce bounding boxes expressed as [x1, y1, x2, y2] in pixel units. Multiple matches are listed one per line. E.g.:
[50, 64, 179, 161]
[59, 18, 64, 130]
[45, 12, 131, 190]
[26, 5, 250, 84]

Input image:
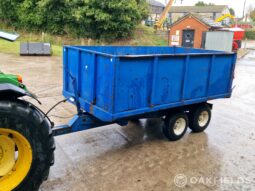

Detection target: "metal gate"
[182, 30, 195, 48]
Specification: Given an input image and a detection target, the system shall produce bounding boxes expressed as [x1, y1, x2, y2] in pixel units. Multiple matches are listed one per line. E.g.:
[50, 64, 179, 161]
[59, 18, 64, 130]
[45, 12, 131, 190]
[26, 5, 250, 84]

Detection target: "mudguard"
[0, 83, 41, 104]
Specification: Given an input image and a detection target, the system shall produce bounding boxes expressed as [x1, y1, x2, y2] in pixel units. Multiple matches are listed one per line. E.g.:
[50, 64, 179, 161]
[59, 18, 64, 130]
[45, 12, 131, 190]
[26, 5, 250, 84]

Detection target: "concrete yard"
[1, 51, 255, 191]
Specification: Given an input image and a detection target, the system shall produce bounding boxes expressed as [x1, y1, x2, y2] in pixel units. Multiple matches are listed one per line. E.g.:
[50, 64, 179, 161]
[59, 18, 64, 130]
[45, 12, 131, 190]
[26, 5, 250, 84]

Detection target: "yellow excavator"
[154, 0, 175, 30]
[215, 13, 235, 23]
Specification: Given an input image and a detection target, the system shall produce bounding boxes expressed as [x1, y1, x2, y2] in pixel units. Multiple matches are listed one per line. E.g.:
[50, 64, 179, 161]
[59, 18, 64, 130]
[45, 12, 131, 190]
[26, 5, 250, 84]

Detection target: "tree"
[246, 5, 255, 21]
[250, 9, 255, 22]
[195, 1, 206, 6]
[16, 0, 72, 34]
[37, 0, 71, 34]
[229, 8, 235, 16]
[0, 0, 22, 26]
[195, 1, 215, 6]
[136, 0, 149, 20]
[17, 0, 45, 31]
[69, 0, 147, 39]
[0, 0, 148, 39]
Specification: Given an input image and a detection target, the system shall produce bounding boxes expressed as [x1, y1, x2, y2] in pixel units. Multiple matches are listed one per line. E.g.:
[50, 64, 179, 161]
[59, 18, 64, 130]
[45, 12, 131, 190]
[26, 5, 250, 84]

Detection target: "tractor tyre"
[0, 99, 55, 191]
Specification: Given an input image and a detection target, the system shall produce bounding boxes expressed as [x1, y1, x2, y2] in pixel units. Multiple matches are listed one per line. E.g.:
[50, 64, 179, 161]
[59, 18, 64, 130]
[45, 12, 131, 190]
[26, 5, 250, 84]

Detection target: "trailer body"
[63, 46, 236, 123]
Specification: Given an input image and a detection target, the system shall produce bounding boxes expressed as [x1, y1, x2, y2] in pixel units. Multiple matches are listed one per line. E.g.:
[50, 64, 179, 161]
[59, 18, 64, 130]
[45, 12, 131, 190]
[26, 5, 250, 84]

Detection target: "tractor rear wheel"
[0, 100, 55, 191]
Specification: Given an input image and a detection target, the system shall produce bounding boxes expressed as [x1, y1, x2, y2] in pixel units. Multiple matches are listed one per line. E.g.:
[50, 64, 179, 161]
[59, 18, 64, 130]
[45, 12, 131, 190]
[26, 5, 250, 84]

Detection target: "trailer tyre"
[163, 113, 188, 141]
[0, 100, 55, 191]
[189, 104, 211, 133]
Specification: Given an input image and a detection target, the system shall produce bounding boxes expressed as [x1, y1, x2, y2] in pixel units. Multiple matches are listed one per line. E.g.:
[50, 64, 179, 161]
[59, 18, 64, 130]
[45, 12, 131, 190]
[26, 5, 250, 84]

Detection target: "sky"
[158, 0, 255, 17]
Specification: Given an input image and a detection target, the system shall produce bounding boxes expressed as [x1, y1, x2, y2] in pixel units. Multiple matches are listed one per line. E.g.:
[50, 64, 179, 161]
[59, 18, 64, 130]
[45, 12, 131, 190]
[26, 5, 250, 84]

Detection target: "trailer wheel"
[0, 100, 55, 191]
[189, 104, 211, 133]
[163, 113, 188, 141]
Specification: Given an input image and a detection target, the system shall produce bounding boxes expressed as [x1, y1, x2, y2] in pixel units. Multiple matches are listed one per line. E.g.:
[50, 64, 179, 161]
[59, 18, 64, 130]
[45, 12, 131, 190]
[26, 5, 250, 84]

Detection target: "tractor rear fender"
[0, 83, 41, 104]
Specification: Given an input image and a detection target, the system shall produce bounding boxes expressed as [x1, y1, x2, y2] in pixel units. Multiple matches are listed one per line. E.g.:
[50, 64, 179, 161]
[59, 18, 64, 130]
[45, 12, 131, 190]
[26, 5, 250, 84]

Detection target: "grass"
[0, 39, 19, 54]
[0, 25, 168, 56]
[109, 25, 168, 46]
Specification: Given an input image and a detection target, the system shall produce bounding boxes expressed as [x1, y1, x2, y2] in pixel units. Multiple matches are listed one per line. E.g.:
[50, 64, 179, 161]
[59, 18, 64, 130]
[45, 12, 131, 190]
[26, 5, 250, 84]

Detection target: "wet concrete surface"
[242, 40, 255, 50]
[0, 51, 255, 191]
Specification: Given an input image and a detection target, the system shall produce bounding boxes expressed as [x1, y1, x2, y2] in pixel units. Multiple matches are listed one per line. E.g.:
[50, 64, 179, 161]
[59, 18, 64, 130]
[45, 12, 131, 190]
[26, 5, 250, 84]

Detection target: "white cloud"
[158, 0, 255, 17]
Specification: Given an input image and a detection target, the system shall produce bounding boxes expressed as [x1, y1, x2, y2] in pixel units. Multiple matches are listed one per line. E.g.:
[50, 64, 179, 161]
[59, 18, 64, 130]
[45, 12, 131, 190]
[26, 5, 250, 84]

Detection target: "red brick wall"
[169, 16, 210, 48]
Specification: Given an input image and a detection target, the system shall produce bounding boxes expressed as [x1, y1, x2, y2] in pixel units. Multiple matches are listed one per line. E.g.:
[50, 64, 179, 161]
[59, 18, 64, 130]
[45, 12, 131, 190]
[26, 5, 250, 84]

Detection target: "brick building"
[169, 13, 222, 48]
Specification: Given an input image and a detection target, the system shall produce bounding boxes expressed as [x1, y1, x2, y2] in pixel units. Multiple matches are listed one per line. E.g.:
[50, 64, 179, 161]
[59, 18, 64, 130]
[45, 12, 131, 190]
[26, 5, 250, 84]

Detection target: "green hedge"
[0, 0, 148, 39]
[245, 30, 255, 40]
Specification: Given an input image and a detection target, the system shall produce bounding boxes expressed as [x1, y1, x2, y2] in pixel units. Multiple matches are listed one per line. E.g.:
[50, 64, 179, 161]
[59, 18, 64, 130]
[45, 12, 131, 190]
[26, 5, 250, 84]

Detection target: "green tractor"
[0, 72, 55, 191]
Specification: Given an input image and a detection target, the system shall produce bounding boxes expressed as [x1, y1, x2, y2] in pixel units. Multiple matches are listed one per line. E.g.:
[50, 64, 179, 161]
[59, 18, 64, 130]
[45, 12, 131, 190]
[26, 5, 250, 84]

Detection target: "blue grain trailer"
[56, 46, 237, 141]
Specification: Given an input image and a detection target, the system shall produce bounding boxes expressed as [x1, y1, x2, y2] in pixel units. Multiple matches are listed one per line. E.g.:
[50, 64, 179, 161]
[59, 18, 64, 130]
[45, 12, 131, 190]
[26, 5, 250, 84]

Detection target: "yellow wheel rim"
[0, 128, 32, 191]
